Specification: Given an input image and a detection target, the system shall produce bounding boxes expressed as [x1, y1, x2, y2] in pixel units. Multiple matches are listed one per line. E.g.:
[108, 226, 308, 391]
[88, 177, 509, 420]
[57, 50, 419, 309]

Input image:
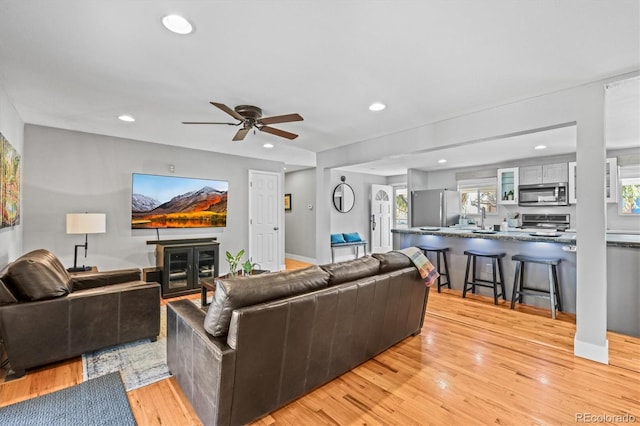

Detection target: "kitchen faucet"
[481, 207, 486, 229]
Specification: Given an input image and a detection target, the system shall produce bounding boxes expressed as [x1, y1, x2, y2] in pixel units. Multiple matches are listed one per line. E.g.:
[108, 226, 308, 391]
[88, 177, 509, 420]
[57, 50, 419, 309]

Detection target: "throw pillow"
[343, 232, 362, 242]
[330, 233, 346, 244]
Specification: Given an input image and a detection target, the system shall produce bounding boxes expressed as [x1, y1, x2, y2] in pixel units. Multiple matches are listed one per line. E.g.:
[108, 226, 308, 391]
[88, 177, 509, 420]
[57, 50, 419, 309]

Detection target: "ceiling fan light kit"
[183, 102, 303, 141]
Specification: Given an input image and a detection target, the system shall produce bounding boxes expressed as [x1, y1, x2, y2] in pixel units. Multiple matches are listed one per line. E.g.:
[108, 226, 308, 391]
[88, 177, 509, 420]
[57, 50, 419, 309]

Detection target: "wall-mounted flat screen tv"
[131, 173, 228, 229]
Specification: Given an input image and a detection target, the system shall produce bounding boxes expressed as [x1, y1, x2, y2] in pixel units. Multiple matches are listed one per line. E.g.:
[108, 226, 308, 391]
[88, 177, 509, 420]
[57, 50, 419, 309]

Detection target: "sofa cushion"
[3, 249, 71, 301]
[320, 256, 380, 286]
[204, 265, 330, 337]
[69, 268, 142, 292]
[372, 251, 413, 273]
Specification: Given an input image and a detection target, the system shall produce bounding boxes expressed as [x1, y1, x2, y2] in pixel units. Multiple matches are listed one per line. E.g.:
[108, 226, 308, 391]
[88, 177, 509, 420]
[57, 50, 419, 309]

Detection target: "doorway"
[249, 170, 282, 272]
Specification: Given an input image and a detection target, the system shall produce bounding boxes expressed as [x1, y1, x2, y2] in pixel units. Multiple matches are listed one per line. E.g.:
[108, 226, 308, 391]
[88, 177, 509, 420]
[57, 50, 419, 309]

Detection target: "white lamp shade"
[66, 213, 106, 234]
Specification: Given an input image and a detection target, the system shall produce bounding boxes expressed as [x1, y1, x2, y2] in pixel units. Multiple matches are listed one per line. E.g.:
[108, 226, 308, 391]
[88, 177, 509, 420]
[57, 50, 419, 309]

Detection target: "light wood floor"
[1, 261, 638, 425]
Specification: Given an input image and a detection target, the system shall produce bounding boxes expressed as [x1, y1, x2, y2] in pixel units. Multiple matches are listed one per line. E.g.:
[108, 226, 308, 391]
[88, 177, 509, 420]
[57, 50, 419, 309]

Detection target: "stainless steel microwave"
[518, 182, 569, 206]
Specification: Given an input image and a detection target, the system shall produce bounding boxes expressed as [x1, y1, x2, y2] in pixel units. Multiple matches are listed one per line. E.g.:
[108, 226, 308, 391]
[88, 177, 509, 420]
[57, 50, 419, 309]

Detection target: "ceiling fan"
[183, 102, 304, 141]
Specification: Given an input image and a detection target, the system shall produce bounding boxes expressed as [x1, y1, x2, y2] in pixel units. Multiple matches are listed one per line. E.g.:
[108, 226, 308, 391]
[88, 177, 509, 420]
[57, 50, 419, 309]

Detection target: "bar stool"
[462, 250, 506, 304]
[510, 254, 563, 319]
[418, 246, 452, 293]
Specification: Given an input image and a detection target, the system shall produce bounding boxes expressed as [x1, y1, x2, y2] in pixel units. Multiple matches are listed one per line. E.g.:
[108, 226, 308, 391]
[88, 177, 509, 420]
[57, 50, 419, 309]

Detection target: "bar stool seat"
[418, 246, 452, 293]
[462, 250, 506, 305]
[510, 254, 563, 319]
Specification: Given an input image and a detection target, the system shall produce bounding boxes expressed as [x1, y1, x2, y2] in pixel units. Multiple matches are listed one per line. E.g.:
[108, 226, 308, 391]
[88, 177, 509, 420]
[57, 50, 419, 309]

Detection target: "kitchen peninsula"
[392, 227, 640, 337]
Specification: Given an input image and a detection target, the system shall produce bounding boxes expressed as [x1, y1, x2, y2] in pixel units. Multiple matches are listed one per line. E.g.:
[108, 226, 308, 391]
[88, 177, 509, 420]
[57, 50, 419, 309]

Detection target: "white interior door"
[371, 184, 393, 253]
[249, 170, 281, 272]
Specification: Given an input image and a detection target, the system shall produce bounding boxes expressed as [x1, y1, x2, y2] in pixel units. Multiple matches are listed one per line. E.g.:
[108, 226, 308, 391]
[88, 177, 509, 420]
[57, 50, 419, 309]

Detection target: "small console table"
[148, 238, 219, 298]
[330, 241, 367, 263]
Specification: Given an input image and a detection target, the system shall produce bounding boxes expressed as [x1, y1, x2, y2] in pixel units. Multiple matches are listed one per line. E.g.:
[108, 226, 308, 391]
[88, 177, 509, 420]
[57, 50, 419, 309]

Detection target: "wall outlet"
[484, 263, 493, 274]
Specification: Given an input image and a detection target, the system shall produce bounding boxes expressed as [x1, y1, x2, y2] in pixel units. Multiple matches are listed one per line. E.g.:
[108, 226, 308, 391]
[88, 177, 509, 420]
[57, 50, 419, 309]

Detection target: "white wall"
[23, 125, 284, 274]
[0, 84, 24, 266]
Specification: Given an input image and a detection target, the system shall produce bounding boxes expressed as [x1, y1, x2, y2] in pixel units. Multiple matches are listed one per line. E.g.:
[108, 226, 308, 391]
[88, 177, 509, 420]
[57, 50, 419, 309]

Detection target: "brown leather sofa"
[167, 251, 429, 426]
[0, 249, 160, 379]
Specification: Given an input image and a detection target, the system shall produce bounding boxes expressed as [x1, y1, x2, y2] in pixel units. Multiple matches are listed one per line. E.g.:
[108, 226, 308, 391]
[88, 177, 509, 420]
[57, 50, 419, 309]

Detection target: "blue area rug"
[0, 372, 135, 426]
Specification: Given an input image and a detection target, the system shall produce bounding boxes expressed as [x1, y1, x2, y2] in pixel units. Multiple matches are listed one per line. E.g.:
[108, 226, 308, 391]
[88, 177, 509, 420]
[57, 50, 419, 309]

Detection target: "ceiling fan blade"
[258, 113, 304, 125]
[260, 126, 298, 140]
[233, 128, 250, 141]
[182, 121, 238, 125]
[210, 102, 245, 121]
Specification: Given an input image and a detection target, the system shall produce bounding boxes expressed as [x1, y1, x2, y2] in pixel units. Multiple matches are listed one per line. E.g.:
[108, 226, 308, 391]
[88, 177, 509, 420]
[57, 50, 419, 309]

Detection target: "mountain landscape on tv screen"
[132, 186, 227, 228]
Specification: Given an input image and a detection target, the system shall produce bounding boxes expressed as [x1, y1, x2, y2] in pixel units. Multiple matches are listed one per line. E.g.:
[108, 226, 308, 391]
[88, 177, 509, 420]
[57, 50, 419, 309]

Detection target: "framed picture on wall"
[284, 193, 292, 211]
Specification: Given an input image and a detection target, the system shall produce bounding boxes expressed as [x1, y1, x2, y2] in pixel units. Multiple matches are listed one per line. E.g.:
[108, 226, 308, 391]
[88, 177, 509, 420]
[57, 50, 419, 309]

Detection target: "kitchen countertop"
[391, 227, 640, 248]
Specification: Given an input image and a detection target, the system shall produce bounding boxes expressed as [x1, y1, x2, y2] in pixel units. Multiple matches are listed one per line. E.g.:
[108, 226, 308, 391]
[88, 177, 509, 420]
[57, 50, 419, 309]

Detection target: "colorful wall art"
[1, 132, 21, 228]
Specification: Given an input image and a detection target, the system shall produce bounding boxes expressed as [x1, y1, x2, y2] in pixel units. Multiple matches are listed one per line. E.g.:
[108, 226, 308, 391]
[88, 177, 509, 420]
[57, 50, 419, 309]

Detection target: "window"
[457, 178, 498, 217]
[394, 186, 408, 228]
[619, 164, 640, 215]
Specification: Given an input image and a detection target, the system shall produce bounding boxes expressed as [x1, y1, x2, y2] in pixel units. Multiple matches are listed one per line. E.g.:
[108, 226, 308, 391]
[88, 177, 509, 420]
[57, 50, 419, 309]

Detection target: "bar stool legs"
[510, 255, 562, 319]
[462, 250, 506, 305]
[418, 247, 452, 293]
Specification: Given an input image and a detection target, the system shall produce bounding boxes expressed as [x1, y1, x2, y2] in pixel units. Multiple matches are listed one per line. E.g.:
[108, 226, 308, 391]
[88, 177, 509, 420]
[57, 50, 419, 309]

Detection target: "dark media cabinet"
[147, 238, 220, 298]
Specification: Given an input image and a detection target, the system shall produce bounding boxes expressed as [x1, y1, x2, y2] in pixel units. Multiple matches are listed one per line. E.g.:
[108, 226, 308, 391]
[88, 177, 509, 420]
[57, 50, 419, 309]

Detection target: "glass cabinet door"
[497, 167, 519, 205]
[194, 245, 217, 285]
[166, 248, 192, 290]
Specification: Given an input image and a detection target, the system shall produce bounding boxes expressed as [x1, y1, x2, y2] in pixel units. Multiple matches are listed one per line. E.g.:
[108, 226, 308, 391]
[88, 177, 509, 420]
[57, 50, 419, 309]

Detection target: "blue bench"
[330, 233, 367, 263]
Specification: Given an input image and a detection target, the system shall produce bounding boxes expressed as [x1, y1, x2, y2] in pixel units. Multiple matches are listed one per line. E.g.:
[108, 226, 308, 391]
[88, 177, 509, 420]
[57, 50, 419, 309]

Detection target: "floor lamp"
[66, 213, 106, 272]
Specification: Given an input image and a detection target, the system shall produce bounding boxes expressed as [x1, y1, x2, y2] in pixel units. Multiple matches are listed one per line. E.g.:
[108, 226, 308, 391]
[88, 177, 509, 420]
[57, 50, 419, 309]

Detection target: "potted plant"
[225, 249, 245, 276]
[242, 258, 259, 276]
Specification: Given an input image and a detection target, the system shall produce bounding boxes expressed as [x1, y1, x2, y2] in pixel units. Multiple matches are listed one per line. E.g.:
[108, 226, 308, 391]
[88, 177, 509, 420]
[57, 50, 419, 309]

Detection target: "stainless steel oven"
[518, 182, 568, 206]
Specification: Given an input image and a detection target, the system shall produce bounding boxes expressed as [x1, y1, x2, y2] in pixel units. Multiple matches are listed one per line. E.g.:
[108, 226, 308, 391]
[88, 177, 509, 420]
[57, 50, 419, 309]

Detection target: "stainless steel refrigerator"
[410, 189, 460, 227]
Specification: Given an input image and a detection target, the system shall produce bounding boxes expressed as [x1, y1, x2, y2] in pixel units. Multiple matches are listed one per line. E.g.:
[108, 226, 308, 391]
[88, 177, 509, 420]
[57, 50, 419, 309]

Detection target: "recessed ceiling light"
[263, 143, 274, 149]
[438, 159, 447, 164]
[369, 102, 386, 112]
[534, 145, 547, 150]
[118, 115, 135, 122]
[162, 15, 193, 35]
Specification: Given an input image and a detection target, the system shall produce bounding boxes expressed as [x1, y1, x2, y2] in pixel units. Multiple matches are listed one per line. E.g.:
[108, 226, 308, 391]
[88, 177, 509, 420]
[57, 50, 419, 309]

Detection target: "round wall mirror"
[333, 183, 355, 213]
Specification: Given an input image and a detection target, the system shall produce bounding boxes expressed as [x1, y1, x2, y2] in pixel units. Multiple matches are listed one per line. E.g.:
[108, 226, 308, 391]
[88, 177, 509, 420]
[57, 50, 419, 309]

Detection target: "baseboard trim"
[574, 336, 609, 364]
[285, 253, 316, 265]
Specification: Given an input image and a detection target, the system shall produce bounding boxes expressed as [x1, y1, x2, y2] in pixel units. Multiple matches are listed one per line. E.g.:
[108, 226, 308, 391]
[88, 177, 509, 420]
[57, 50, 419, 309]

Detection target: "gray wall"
[329, 170, 386, 261]
[284, 168, 316, 262]
[23, 125, 283, 273]
[0, 84, 24, 267]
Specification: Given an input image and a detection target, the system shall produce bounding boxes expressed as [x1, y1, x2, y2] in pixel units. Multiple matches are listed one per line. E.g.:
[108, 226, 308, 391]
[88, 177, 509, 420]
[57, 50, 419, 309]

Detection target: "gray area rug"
[0, 372, 135, 426]
[83, 300, 202, 391]
[82, 305, 170, 391]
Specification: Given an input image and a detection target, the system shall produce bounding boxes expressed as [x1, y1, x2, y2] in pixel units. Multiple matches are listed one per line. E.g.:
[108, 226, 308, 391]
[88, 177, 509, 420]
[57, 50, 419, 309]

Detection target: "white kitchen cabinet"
[497, 167, 519, 204]
[566, 158, 618, 204]
[519, 163, 568, 185]
[568, 161, 577, 204]
[519, 165, 542, 185]
[605, 157, 618, 203]
[543, 162, 568, 183]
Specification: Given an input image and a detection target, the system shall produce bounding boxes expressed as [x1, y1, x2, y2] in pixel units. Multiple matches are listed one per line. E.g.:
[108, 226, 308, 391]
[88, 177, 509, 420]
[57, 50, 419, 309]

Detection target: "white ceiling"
[0, 1, 638, 172]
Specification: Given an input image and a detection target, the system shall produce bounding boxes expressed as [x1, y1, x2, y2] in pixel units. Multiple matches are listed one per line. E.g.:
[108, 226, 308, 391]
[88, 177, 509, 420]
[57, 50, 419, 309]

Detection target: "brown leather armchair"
[0, 249, 160, 379]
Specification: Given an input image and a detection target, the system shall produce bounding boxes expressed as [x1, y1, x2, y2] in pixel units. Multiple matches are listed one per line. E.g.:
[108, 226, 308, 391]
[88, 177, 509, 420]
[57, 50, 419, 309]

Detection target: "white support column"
[574, 85, 609, 364]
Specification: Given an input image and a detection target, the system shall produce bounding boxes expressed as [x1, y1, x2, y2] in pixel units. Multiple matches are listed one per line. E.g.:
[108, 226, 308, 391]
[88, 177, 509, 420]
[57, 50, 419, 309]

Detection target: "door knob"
[273, 227, 279, 231]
